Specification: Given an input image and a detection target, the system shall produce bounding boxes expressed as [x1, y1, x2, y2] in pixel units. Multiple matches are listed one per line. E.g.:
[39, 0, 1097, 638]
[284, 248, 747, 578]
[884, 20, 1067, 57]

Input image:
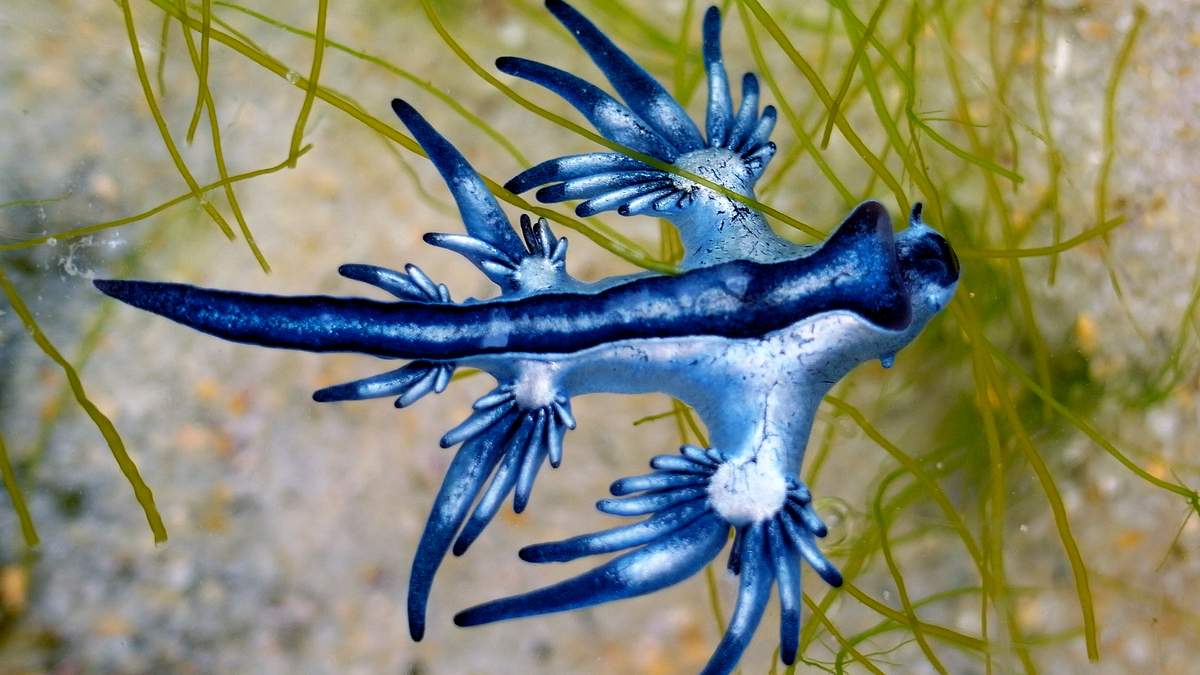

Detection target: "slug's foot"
[454, 445, 842, 674]
[424, 214, 570, 295]
[407, 380, 575, 640]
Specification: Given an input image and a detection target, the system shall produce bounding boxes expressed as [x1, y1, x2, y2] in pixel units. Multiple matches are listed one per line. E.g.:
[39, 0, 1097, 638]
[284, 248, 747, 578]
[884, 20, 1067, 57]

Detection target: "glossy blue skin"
[93, 3, 960, 673]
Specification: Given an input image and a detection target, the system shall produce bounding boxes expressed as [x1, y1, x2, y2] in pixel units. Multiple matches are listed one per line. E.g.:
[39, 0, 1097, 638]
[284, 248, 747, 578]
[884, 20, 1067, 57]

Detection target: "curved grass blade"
[117, 0, 236, 242]
[0, 147, 310, 252]
[287, 0, 328, 168]
[0, 267, 166, 543]
[0, 429, 38, 547]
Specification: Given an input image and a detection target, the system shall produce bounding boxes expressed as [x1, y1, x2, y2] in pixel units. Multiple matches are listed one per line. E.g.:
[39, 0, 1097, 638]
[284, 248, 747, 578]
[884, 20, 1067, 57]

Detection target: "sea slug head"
[885, 203, 960, 353]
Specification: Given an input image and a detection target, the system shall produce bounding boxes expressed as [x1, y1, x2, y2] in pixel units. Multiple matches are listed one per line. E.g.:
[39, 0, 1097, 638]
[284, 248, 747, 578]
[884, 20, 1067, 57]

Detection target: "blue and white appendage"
[456, 446, 841, 673]
[502, 2, 787, 267]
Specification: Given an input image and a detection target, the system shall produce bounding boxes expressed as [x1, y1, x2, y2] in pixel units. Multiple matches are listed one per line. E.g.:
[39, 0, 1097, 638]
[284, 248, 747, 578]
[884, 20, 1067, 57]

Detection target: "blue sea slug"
[94, 2, 959, 672]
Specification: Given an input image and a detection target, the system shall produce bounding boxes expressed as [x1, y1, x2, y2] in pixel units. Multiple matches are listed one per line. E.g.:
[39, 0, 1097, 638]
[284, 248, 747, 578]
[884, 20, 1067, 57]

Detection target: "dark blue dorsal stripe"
[93, 201, 908, 360]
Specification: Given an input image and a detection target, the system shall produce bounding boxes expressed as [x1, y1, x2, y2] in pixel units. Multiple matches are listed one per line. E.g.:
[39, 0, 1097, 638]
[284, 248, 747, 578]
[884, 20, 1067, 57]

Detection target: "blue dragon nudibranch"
[94, 2, 959, 672]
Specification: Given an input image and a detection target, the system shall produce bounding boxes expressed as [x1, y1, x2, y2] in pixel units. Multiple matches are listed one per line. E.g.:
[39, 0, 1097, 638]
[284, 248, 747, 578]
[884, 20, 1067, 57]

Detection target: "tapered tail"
[93, 279, 474, 360]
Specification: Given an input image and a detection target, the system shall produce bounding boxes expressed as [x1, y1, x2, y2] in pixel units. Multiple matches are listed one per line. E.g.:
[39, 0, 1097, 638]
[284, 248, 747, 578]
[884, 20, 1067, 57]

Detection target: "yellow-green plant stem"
[176, 1, 271, 273]
[738, 3, 855, 207]
[1096, 6, 1146, 244]
[951, 296, 1098, 661]
[1032, 2, 1066, 284]
[957, 217, 1126, 260]
[184, 0, 212, 143]
[0, 429, 38, 547]
[0, 147, 310, 252]
[820, 0, 889, 149]
[156, 10, 172, 97]
[288, 0, 328, 168]
[209, 0, 529, 167]
[826, 396, 985, 572]
[803, 593, 887, 674]
[117, 0, 236, 243]
[989, 344, 1200, 507]
[0, 266, 167, 543]
[871, 469, 949, 674]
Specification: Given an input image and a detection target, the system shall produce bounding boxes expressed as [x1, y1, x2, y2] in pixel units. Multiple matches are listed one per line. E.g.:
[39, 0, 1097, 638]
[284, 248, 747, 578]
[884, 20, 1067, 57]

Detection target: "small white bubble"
[1019, 523, 1029, 533]
[935, 461, 944, 470]
[45, 237, 57, 247]
[284, 70, 300, 84]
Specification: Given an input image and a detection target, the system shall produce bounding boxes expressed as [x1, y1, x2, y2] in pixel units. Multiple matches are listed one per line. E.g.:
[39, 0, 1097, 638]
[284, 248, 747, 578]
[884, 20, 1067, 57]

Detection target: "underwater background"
[1, 0, 1198, 672]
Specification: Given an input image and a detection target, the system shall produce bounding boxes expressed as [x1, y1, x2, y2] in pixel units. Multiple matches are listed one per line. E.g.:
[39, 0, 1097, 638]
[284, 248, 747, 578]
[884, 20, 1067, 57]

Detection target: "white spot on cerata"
[516, 257, 559, 292]
[707, 458, 787, 525]
[512, 362, 558, 409]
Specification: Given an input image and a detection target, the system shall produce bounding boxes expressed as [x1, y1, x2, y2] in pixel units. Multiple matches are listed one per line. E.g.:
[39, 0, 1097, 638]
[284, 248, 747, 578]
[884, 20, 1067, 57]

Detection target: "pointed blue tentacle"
[787, 499, 828, 538]
[534, 170, 669, 203]
[391, 99, 525, 269]
[496, 57, 679, 161]
[681, 443, 719, 467]
[702, 523, 775, 675]
[544, 0, 703, 153]
[338, 263, 450, 302]
[779, 506, 842, 587]
[513, 410, 549, 512]
[768, 520, 801, 665]
[597, 486, 708, 516]
[728, 73, 761, 151]
[452, 418, 530, 556]
[610, 471, 710, 496]
[440, 392, 518, 448]
[703, 6, 734, 148]
[454, 511, 729, 627]
[394, 100, 582, 295]
[407, 419, 516, 640]
[744, 104, 777, 152]
[617, 186, 682, 216]
[576, 181, 675, 217]
[649, 453, 715, 474]
[313, 360, 454, 407]
[519, 498, 712, 563]
[394, 365, 443, 407]
[504, 152, 650, 195]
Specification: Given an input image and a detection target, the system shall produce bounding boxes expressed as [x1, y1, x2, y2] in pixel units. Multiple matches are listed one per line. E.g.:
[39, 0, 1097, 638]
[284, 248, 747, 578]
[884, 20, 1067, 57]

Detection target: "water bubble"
[45, 237, 57, 247]
[284, 70, 300, 84]
[1019, 523, 1029, 533]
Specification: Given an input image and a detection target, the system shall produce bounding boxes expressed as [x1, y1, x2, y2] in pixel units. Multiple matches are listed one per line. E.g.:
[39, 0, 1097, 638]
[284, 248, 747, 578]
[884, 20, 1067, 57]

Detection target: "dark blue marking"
[94, 201, 913, 361]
